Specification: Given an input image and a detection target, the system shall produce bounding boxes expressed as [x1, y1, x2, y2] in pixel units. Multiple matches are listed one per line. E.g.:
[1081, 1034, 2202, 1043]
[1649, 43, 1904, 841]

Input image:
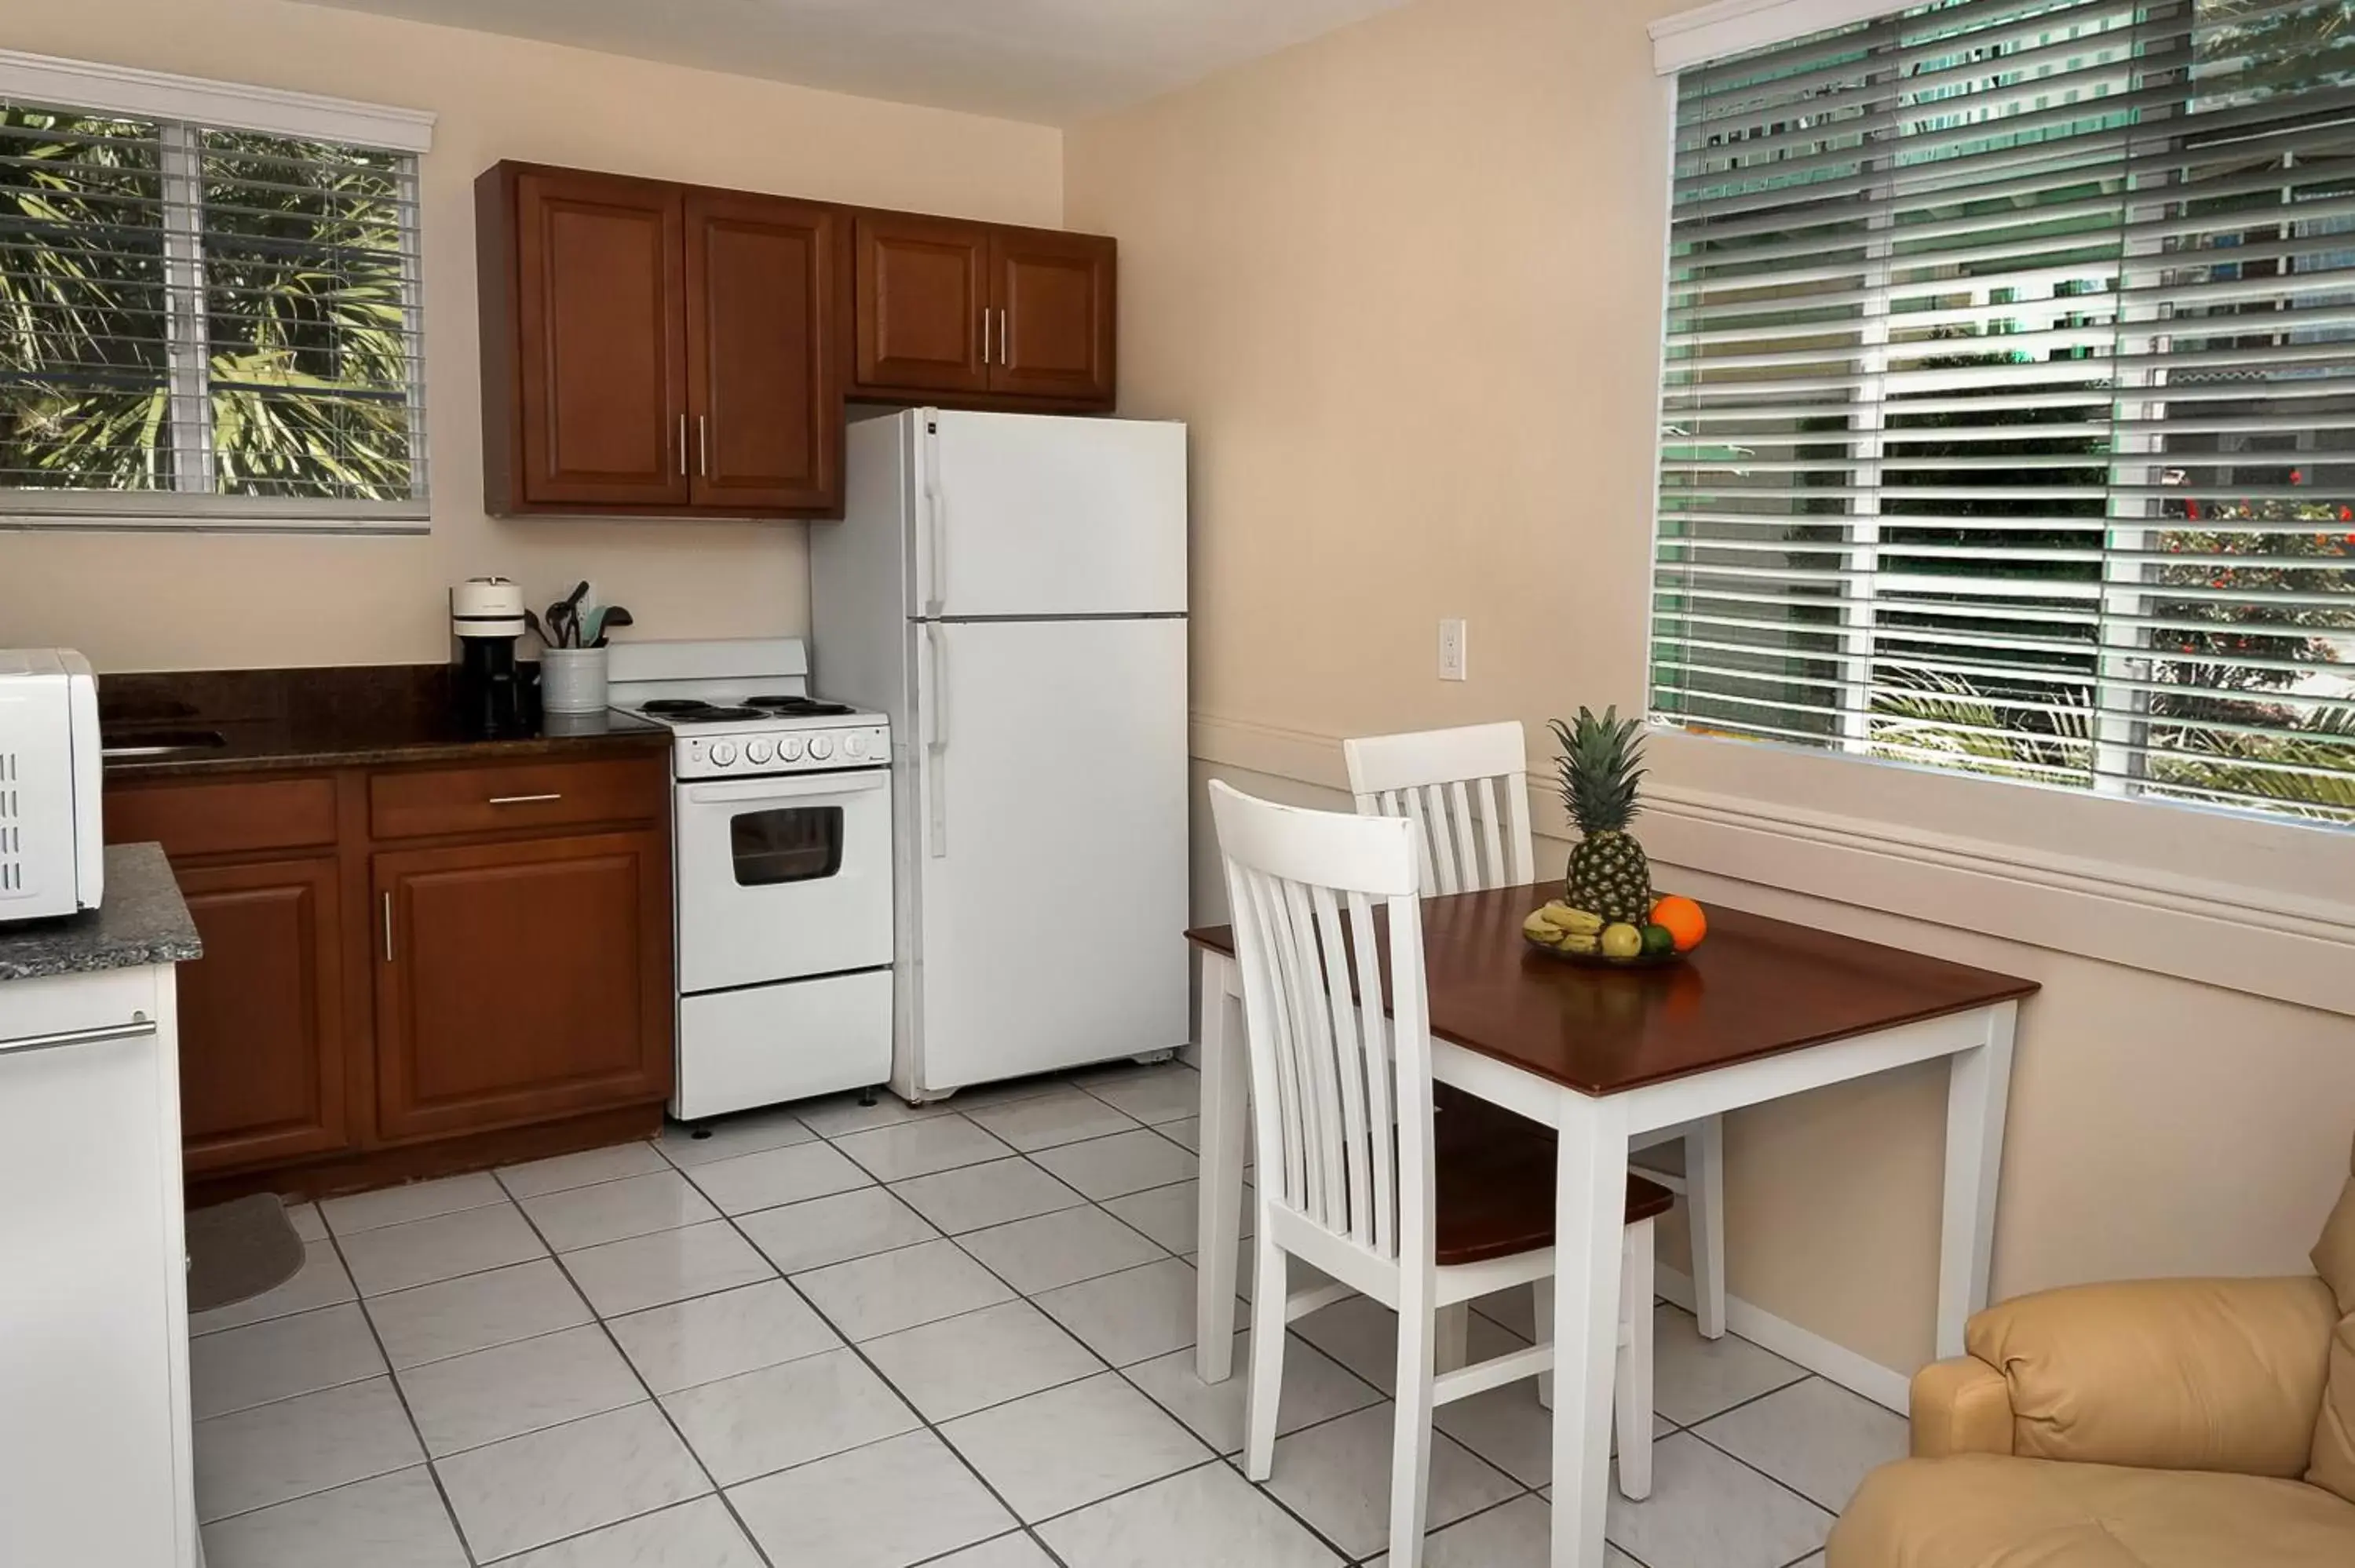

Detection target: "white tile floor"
[192, 1062, 1901, 1567]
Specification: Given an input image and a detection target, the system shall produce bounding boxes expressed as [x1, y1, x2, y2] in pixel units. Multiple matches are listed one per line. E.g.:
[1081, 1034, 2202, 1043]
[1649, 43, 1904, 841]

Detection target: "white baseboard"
[1656, 1264, 1912, 1416]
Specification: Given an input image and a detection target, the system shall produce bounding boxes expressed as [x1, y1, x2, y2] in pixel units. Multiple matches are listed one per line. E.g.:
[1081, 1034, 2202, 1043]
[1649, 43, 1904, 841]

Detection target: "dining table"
[1185, 881, 2038, 1568]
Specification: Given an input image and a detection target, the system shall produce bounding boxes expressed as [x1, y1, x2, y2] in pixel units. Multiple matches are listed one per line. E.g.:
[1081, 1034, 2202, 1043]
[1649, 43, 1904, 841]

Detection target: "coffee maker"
[450, 577, 532, 738]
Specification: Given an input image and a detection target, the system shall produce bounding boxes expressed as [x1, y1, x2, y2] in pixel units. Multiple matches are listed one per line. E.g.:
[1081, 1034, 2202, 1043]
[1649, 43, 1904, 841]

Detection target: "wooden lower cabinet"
[108, 749, 674, 1187]
[172, 855, 349, 1173]
[373, 830, 673, 1142]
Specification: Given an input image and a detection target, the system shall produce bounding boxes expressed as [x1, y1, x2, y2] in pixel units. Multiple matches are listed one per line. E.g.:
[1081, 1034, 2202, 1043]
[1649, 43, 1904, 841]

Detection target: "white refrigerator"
[810, 408, 1190, 1102]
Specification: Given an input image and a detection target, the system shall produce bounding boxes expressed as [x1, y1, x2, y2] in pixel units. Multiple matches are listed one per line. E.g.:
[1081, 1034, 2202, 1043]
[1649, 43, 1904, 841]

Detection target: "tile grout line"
[225, 1066, 1838, 1566]
[767, 1083, 1380, 1566]
[694, 1153, 1090, 1568]
[1678, 1392, 1845, 1529]
[919, 1076, 1561, 1564]
[862, 1101, 1432, 1566]
[502, 1180, 787, 1568]
[192, 1229, 457, 1533]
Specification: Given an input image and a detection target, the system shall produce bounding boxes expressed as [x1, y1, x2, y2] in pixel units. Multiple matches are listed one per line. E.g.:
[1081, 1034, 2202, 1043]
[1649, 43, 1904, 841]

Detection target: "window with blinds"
[0, 97, 425, 525]
[1652, 0, 2355, 826]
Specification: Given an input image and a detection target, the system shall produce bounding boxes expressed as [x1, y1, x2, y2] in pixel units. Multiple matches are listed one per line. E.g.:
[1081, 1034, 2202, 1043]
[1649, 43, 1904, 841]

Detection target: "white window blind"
[0, 70, 428, 528]
[1652, 0, 2355, 826]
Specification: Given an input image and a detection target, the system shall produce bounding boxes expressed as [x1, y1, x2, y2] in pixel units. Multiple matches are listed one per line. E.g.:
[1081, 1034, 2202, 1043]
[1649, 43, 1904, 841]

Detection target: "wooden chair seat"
[1435, 1086, 1674, 1264]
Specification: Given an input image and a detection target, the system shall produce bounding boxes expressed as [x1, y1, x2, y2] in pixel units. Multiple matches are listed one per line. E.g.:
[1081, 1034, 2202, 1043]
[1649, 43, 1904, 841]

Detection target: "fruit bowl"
[1522, 936, 1686, 970]
[1520, 895, 1706, 968]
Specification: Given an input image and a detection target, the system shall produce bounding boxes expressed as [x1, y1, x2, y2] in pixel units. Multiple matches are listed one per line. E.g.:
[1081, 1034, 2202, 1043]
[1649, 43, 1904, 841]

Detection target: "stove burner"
[640, 698, 714, 714]
[665, 706, 765, 724]
[744, 695, 856, 716]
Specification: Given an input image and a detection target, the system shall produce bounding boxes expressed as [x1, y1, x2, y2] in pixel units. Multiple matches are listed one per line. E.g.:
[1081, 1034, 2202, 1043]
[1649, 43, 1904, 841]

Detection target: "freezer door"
[908, 616, 1189, 1092]
[919, 410, 1186, 618]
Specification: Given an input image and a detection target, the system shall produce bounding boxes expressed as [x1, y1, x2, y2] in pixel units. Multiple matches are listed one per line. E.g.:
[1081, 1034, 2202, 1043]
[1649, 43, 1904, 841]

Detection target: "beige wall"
[1084, 0, 2355, 1377]
[0, 0, 1063, 672]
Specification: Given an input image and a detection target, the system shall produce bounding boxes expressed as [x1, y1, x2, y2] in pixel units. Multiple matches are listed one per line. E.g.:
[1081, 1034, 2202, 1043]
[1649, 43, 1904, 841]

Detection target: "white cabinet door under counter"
[0, 841, 203, 1568]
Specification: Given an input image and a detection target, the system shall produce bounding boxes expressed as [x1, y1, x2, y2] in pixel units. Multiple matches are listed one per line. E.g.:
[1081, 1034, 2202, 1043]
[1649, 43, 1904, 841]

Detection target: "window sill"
[0, 495, 428, 534]
[1190, 711, 2355, 1019]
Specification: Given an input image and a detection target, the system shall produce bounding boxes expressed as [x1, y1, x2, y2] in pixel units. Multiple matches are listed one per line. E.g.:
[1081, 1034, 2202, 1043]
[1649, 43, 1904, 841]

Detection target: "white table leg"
[1689, 1117, 1726, 1340]
[1549, 1088, 1629, 1568]
[1936, 1001, 2017, 1357]
[1196, 951, 1249, 1384]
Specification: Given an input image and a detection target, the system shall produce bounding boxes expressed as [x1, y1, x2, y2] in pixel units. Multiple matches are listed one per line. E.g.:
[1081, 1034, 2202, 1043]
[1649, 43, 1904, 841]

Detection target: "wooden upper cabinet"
[686, 190, 842, 512]
[854, 213, 990, 395]
[990, 229, 1115, 405]
[496, 167, 688, 509]
[479, 159, 1122, 516]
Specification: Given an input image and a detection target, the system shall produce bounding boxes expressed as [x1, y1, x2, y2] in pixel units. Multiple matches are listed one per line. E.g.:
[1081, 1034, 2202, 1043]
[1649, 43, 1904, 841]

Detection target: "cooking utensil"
[543, 581, 590, 650]
[590, 607, 633, 647]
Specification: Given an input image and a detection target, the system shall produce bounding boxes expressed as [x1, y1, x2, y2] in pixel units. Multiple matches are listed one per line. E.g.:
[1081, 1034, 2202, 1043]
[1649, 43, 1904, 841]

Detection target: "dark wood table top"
[1186, 882, 2037, 1097]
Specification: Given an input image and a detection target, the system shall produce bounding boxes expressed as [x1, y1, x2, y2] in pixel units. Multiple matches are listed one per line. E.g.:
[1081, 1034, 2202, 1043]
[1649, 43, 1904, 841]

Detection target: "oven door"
[675, 768, 893, 994]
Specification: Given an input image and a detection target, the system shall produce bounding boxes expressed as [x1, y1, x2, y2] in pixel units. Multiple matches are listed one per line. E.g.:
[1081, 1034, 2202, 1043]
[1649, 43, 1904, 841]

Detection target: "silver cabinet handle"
[488, 793, 563, 805]
[677, 414, 688, 476]
[698, 414, 708, 476]
[0, 1019, 157, 1058]
[996, 308, 1008, 367]
[980, 309, 991, 367]
[382, 892, 393, 963]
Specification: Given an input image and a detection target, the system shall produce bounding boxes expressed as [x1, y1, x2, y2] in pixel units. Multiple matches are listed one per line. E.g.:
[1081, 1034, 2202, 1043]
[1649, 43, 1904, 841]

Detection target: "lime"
[1641, 924, 1675, 957]
[1600, 923, 1643, 959]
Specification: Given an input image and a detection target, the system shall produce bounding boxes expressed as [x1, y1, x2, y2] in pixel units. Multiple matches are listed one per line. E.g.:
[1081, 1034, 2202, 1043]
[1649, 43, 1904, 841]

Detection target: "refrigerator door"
[918, 410, 1187, 618]
[904, 615, 1189, 1094]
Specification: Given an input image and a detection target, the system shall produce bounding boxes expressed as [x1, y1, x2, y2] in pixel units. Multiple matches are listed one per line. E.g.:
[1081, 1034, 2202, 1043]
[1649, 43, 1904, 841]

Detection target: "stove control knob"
[745, 738, 774, 765]
[778, 736, 806, 762]
[710, 741, 738, 767]
[808, 734, 836, 760]
[842, 733, 865, 759]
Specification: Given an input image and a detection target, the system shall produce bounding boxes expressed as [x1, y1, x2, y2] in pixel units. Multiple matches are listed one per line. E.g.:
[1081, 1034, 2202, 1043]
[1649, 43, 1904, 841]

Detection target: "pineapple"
[1549, 706, 1654, 923]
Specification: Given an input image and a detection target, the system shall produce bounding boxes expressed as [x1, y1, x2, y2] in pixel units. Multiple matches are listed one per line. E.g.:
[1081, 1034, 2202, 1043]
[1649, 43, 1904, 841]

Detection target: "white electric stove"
[608, 639, 893, 1121]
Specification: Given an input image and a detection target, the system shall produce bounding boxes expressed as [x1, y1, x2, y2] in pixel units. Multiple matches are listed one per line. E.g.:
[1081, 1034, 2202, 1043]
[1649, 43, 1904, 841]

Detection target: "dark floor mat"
[184, 1193, 304, 1315]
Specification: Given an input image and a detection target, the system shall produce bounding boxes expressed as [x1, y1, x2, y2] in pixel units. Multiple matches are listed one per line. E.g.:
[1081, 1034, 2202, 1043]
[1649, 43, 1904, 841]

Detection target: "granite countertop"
[0, 843, 202, 983]
[99, 664, 671, 779]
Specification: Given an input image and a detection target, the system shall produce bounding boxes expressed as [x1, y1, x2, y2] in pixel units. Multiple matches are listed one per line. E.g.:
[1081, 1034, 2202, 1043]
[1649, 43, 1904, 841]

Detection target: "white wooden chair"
[1343, 721, 1730, 1342]
[1207, 780, 1666, 1567]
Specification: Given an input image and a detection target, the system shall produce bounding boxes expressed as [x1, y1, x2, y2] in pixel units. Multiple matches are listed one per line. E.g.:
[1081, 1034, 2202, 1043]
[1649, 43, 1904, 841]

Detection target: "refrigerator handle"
[925, 621, 949, 858]
[921, 416, 945, 618]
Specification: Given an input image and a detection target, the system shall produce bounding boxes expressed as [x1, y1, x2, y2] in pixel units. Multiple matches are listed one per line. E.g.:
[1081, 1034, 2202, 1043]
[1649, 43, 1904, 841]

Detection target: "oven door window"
[729, 806, 844, 886]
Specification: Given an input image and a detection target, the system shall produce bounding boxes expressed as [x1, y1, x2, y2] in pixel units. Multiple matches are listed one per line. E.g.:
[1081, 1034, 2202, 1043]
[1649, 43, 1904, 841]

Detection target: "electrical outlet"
[1438, 617, 1467, 681]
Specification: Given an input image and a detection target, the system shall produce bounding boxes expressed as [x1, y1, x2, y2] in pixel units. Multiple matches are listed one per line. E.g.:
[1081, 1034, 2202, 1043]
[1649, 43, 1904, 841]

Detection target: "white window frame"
[0, 50, 435, 531]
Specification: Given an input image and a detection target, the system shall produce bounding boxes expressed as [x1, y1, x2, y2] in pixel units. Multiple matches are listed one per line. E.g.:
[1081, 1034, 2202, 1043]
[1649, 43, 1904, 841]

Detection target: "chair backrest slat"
[1210, 780, 1432, 1271]
[1344, 722, 1536, 896]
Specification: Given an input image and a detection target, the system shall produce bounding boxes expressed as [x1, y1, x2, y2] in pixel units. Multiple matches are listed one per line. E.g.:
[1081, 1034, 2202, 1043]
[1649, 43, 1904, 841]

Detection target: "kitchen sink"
[100, 728, 228, 758]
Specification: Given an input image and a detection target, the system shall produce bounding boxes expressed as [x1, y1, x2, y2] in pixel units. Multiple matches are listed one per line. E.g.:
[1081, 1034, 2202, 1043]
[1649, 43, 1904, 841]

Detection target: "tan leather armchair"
[1829, 1133, 2355, 1568]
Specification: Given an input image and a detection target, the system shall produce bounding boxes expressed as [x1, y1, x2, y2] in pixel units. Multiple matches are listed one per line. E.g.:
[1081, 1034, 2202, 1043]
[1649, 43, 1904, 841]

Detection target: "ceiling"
[293, 0, 1411, 125]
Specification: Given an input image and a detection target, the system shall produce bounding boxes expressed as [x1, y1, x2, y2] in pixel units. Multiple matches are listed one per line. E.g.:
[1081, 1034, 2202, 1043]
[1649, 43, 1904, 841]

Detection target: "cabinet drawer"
[107, 776, 339, 859]
[370, 757, 666, 841]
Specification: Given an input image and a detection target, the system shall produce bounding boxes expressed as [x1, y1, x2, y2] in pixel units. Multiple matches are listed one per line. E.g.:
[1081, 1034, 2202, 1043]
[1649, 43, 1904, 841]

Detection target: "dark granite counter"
[99, 664, 670, 780]
[0, 843, 202, 982]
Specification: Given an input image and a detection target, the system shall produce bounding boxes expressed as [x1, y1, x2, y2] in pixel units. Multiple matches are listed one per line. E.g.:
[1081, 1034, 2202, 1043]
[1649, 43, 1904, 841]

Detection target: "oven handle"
[682, 771, 889, 807]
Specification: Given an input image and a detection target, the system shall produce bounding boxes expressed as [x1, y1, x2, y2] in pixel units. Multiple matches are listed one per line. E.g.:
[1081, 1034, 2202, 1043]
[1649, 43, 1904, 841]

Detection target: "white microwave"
[0, 650, 104, 922]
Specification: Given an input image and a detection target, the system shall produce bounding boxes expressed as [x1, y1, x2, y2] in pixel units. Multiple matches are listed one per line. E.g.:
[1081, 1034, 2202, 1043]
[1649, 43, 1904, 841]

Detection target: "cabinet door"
[854, 213, 989, 394]
[172, 857, 349, 1173]
[374, 832, 672, 1142]
[685, 190, 842, 512]
[514, 170, 688, 506]
[989, 230, 1115, 404]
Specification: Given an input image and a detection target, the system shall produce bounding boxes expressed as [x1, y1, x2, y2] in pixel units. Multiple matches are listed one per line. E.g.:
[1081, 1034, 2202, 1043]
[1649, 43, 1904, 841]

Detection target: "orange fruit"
[1649, 895, 1707, 953]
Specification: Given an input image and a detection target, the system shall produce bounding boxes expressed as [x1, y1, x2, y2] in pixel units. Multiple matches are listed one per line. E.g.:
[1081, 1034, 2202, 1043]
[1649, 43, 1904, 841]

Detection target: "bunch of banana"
[1521, 900, 1605, 954]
